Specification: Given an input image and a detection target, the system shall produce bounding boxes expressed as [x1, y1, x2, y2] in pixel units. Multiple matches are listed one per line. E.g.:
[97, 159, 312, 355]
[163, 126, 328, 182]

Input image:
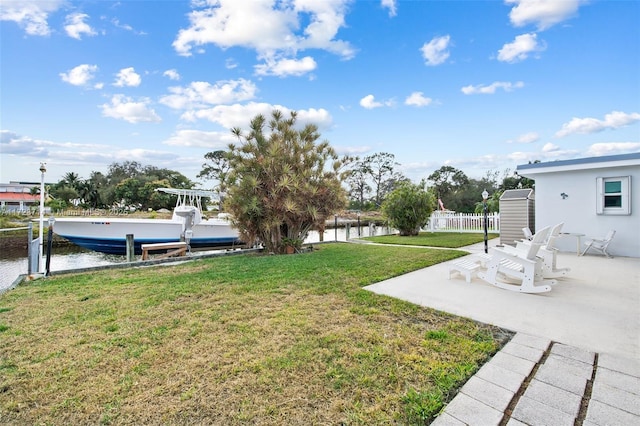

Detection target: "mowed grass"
[365, 232, 498, 248]
[0, 243, 509, 425]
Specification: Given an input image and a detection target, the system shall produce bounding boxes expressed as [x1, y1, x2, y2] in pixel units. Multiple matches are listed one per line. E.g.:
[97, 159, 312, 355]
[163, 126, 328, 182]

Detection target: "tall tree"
[198, 150, 231, 209]
[345, 160, 371, 210]
[225, 110, 347, 254]
[364, 152, 398, 208]
[427, 166, 469, 212]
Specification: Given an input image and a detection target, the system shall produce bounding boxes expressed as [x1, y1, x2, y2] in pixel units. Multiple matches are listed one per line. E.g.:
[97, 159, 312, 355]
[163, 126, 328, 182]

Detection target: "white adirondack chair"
[478, 226, 557, 293]
[514, 223, 570, 278]
[581, 230, 616, 258]
[522, 227, 534, 241]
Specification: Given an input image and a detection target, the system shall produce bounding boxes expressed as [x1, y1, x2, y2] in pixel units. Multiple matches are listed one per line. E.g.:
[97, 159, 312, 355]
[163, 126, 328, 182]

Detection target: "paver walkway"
[431, 332, 640, 426]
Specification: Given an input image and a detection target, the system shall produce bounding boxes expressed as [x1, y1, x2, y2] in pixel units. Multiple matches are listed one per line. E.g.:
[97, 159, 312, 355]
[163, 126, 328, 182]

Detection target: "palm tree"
[225, 110, 348, 253]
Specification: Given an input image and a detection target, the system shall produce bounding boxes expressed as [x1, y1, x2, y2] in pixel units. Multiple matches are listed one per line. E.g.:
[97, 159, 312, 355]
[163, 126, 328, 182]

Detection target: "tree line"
[45, 162, 194, 211]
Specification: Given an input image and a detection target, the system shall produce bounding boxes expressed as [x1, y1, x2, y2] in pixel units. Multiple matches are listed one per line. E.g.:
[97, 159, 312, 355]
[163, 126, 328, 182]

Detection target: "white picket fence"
[426, 211, 500, 233]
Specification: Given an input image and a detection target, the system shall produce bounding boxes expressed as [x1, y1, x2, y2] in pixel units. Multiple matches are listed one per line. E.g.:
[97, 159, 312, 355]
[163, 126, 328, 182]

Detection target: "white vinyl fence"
[426, 211, 500, 233]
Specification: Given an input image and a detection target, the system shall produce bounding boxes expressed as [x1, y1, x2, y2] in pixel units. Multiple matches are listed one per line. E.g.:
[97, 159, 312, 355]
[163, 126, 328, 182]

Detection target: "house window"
[597, 176, 631, 215]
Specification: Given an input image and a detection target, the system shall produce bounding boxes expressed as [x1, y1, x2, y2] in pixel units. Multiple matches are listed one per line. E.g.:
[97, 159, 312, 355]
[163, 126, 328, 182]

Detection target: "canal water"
[1, 224, 393, 292]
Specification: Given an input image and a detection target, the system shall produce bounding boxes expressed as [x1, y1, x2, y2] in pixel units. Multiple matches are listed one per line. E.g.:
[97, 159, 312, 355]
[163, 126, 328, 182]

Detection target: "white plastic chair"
[581, 230, 616, 258]
[478, 226, 556, 293]
[515, 223, 570, 278]
[522, 227, 533, 241]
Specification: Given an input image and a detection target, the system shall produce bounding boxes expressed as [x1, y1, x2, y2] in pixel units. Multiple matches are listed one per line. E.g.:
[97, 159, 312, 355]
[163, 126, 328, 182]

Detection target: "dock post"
[45, 219, 53, 276]
[126, 234, 135, 262]
[27, 222, 33, 276]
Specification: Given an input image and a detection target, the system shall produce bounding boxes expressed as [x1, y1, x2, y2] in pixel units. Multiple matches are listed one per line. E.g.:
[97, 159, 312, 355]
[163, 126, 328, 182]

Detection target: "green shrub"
[381, 181, 434, 236]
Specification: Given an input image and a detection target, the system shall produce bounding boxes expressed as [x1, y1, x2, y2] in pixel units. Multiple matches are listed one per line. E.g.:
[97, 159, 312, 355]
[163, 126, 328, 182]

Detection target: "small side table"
[560, 232, 585, 255]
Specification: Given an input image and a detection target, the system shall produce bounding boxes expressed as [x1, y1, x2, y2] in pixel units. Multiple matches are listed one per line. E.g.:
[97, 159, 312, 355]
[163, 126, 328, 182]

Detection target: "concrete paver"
[543, 354, 593, 380]
[459, 376, 514, 412]
[500, 340, 545, 363]
[520, 379, 582, 417]
[509, 333, 551, 352]
[597, 353, 640, 377]
[585, 399, 640, 426]
[550, 343, 595, 365]
[489, 351, 536, 377]
[534, 361, 588, 395]
[595, 367, 640, 395]
[440, 393, 503, 426]
[591, 380, 640, 415]
[474, 362, 527, 393]
[511, 396, 575, 426]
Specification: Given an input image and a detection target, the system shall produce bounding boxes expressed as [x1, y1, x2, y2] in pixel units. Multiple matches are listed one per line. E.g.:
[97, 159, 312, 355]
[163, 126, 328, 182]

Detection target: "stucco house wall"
[517, 153, 640, 258]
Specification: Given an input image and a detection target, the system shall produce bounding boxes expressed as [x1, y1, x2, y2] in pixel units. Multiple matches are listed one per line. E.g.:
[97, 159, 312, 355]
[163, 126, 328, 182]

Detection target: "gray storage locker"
[499, 189, 535, 246]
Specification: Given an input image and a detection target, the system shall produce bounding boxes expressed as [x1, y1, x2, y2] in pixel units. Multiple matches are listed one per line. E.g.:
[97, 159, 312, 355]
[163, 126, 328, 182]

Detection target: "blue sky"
[1, 0, 639, 187]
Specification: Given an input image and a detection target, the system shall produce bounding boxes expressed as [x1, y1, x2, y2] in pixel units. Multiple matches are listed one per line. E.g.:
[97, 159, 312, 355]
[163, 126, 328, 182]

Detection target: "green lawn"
[365, 232, 498, 248]
[0, 243, 509, 425]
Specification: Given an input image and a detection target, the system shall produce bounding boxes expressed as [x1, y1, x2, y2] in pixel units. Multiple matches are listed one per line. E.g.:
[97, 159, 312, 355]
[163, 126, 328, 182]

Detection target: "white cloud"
[163, 129, 235, 148]
[0, 0, 64, 36]
[507, 132, 539, 144]
[111, 18, 146, 35]
[333, 145, 372, 156]
[461, 81, 524, 95]
[114, 67, 142, 87]
[586, 142, 640, 156]
[360, 94, 382, 109]
[506, 0, 583, 31]
[64, 12, 96, 40]
[173, 0, 354, 60]
[101, 95, 161, 123]
[497, 33, 545, 63]
[405, 92, 433, 107]
[181, 102, 333, 131]
[542, 142, 559, 152]
[555, 111, 640, 137]
[254, 56, 317, 77]
[0, 130, 49, 156]
[225, 58, 238, 69]
[60, 64, 99, 86]
[381, 0, 397, 17]
[160, 78, 257, 110]
[420, 35, 451, 66]
[163, 69, 181, 81]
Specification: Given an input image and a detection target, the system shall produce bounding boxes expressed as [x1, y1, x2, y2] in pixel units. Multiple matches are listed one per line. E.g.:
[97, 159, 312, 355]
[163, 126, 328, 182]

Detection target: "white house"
[516, 153, 640, 258]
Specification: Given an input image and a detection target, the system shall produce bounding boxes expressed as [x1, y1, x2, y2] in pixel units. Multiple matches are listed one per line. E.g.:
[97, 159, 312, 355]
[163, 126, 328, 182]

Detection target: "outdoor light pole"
[482, 189, 489, 254]
[39, 163, 47, 273]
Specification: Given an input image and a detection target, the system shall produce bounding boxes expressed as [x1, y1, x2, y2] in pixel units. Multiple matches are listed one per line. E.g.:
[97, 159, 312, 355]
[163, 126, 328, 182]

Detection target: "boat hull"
[53, 217, 243, 255]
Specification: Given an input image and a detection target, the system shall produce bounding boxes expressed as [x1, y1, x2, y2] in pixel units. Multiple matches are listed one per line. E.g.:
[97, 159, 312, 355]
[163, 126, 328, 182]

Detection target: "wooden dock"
[141, 242, 188, 260]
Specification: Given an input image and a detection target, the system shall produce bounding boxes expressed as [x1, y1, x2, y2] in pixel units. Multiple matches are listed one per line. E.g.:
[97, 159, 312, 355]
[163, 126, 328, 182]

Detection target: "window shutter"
[596, 177, 604, 214]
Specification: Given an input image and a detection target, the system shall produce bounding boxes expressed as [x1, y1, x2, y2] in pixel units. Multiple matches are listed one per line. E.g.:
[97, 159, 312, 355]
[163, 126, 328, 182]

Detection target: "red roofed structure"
[0, 182, 42, 212]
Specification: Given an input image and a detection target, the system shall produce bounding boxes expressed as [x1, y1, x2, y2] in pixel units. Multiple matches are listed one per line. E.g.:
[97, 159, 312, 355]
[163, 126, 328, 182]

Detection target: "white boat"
[52, 188, 243, 255]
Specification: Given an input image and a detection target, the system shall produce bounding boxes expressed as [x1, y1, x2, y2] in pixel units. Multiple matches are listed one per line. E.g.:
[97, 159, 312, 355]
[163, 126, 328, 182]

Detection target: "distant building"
[0, 182, 44, 213]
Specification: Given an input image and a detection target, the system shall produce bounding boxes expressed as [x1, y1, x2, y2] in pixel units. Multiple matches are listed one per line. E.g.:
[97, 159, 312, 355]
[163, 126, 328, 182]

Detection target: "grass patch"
[364, 232, 498, 248]
[0, 243, 510, 424]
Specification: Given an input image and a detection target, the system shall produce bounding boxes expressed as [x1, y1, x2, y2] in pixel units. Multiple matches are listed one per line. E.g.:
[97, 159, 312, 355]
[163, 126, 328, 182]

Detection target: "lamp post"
[39, 163, 47, 273]
[482, 189, 489, 254]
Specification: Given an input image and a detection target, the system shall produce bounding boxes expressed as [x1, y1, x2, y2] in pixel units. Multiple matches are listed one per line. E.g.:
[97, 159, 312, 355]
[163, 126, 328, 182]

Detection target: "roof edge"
[517, 153, 640, 175]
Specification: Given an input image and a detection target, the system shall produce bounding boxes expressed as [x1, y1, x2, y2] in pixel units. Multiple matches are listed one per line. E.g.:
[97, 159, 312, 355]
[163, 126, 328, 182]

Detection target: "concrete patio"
[365, 240, 639, 360]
